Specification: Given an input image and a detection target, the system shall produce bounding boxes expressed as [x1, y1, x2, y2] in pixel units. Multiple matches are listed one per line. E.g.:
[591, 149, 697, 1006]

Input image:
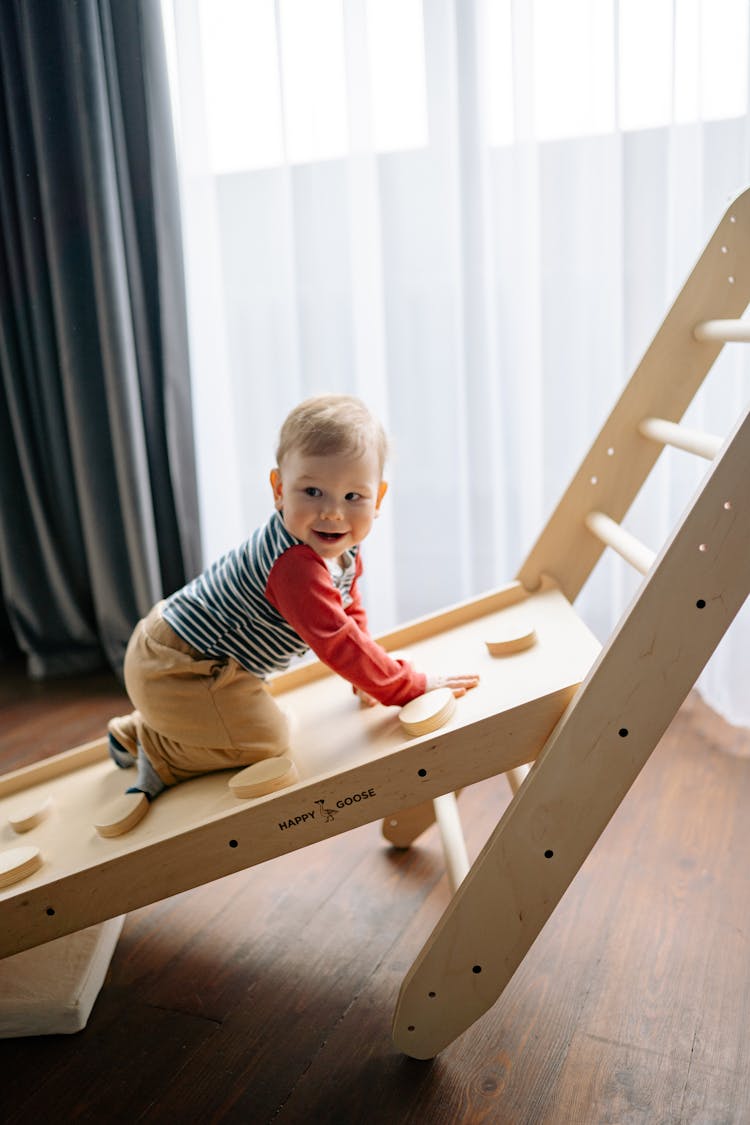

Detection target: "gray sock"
[126, 747, 166, 801]
[108, 733, 135, 769]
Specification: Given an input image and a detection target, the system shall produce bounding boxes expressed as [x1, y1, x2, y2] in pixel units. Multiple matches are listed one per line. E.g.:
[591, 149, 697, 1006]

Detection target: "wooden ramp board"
[0, 580, 600, 960]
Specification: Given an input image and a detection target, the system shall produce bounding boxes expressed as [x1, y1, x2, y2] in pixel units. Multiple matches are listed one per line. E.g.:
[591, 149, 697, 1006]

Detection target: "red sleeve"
[265, 545, 426, 707]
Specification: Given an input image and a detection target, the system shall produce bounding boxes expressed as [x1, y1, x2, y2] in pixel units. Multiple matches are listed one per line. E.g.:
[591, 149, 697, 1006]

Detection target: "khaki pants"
[121, 604, 290, 786]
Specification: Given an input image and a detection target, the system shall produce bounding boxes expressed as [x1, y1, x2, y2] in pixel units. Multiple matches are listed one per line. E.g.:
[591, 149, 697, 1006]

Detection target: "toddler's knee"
[271, 703, 295, 755]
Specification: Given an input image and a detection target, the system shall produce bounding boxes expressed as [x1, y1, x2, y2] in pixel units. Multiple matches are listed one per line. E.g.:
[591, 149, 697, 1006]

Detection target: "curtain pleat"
[0, 0, 201, 679]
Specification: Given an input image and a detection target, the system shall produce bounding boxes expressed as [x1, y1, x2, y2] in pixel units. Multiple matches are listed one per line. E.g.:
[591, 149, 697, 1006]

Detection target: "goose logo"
[277, 787, 378, 832]
[315, 798, 336, 823]
[277, 797, 335, 832]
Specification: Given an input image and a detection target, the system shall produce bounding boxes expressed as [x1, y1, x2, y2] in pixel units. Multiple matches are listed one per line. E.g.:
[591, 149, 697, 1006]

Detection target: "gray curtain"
[0, 0, 201, 679]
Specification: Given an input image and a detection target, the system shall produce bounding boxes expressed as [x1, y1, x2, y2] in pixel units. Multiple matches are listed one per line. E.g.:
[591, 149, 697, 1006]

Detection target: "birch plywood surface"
[0, 582, 599, 957]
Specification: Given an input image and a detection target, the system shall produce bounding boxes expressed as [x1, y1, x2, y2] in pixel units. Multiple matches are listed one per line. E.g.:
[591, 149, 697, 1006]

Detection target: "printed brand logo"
[278, 787, 377, 832]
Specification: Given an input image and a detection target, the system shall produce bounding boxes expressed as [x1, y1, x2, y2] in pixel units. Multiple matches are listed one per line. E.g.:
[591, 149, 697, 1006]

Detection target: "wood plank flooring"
[1, 662, 750, 1124]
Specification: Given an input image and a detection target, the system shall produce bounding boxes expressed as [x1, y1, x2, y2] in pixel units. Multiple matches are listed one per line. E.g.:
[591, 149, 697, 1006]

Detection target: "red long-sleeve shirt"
[164, 511, 425, 708]
[265, 544, 426, 707]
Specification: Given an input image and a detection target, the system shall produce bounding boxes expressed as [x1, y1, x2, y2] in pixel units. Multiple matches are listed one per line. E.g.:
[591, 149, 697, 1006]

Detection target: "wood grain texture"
[1, 670, 750, 1123]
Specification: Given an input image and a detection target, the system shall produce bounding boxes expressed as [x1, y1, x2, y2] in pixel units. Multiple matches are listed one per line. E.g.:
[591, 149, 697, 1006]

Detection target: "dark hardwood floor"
[1, 662, 750, 1124]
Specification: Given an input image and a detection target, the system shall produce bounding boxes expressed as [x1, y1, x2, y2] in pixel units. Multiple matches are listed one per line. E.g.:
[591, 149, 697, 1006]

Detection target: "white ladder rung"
[638, 417, 722, 460]
[694, 319, 750, 343]
[585, 511, 656, 576]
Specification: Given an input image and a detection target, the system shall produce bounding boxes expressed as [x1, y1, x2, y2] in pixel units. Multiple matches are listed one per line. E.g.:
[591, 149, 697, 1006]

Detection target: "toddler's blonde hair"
[275, 394, 389, 475]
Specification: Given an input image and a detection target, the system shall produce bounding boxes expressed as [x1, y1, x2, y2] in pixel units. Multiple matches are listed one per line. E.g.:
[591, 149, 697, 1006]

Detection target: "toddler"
[108, 394, 479, 802]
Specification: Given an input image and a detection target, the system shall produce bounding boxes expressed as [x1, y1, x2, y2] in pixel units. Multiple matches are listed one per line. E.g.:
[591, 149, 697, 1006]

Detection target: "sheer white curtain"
[162, 0, 750, 725]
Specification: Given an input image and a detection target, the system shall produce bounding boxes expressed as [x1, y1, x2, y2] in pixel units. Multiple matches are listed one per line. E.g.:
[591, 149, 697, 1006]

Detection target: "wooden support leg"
[383, 763, 530, 849]
[432, 793, 470, 892]
[392, 408, 750, 1058]
[505, 764, 530, 796]
[382, 793, 463, 849]
[381, 800, 440, 849]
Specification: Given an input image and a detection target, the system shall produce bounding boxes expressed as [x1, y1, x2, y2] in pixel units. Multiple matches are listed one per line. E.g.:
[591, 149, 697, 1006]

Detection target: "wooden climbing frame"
[1, 187, 749, 1061]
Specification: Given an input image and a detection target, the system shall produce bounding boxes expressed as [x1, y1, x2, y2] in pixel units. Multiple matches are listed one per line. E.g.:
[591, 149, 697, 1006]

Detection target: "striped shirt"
[162, 511, 358, 678]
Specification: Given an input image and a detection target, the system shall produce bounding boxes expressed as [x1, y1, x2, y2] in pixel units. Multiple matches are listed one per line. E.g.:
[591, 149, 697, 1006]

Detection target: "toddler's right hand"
[352, 684, 378, 707]
[425, 672, 480, 698]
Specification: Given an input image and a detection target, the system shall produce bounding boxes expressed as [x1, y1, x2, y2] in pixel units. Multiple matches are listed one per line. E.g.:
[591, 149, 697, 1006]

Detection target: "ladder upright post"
[517, 188, 750, 602]
[393, 406, 750, 1059]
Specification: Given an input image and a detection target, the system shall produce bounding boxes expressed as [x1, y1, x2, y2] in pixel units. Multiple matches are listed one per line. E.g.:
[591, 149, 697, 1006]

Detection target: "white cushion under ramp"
[0, 915, 124, 1037]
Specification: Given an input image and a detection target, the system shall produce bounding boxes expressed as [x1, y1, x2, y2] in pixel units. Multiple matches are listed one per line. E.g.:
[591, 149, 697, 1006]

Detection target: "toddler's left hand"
[425, 672, 480, 698]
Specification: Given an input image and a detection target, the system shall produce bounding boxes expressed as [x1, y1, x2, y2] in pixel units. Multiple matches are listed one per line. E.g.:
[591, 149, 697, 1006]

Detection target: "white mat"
[0, 916, 125, 1037]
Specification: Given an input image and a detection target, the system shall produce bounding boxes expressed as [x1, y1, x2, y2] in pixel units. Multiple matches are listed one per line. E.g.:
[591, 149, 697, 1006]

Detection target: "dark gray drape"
[0, 0, 201, 679]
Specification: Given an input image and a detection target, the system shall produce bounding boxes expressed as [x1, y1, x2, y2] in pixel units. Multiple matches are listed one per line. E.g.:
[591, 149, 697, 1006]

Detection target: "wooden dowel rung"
[638, 417, 722, 460]
[694, 319, 750, 343]
[584, 511, 656, 576]
[506, 764, 530, 797]
[433, 793, 470, 893]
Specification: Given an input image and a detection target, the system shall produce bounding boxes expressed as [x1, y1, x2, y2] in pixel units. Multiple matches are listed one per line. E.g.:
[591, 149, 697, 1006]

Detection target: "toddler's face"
[270, 448, 387, 561]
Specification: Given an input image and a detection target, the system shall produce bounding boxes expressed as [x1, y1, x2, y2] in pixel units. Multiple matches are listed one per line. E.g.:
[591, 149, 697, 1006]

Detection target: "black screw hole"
[544, 849, 554, 859]
[46, 907, 55, 916]
[229, 839, 238, 848]
[619, 728, 629, 738]
[417, 768, 427, 778]
[428, 991, 436, 998]
[472, 965, 482, 974]
[408, 1025, 415, 1032]
[696, 599, 706, 609]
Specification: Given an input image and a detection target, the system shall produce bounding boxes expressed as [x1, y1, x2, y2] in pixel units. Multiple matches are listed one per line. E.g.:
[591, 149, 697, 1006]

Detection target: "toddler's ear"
[374, 481, 388, 515]
[270, 468, 284, 510]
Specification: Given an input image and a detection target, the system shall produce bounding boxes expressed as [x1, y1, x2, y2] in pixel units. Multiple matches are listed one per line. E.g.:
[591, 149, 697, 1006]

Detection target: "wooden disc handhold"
[8, 794, 53, 834]
[399, 688, 456, 737]
[485, 624, 538, 656]
[94, 791, 150, 839]
[0, 845, 43, 888]
[229, 756, 299, 799]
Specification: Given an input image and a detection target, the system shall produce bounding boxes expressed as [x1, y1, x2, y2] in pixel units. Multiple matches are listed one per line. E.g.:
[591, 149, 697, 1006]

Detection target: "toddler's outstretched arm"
[354, 670, 480, 707]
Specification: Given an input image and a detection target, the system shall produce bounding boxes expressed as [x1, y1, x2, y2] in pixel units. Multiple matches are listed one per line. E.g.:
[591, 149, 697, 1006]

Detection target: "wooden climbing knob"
[7, 794, 53, 834]
[485, 623, 537, 656]
[94, 791, 150, 839]
[228, 756, 299, 799]
[0, 845, 43, 888]
[399, 688, 456, 737]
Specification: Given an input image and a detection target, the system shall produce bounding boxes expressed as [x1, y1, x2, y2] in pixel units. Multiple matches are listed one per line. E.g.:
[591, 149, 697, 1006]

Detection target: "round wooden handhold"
[0, 845, 43, 888]
[8, 794, 53, 834]
[399, 688, 456, 737]
[94, 791, 150, 839]
[485, 624, 538, 656]
[228, 756, 299, 800]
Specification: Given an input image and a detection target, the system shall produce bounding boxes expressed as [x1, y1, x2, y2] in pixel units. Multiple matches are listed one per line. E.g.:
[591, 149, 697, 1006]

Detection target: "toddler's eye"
[304, 487, 322, 497]
[345, 492, 362, 501]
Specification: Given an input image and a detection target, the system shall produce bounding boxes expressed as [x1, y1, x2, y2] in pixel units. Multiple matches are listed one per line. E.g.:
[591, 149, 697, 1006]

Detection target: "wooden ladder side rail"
[384, 190, 749, 854]
[392, 405, 750, 1060]
[517, 185, 750, 603]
